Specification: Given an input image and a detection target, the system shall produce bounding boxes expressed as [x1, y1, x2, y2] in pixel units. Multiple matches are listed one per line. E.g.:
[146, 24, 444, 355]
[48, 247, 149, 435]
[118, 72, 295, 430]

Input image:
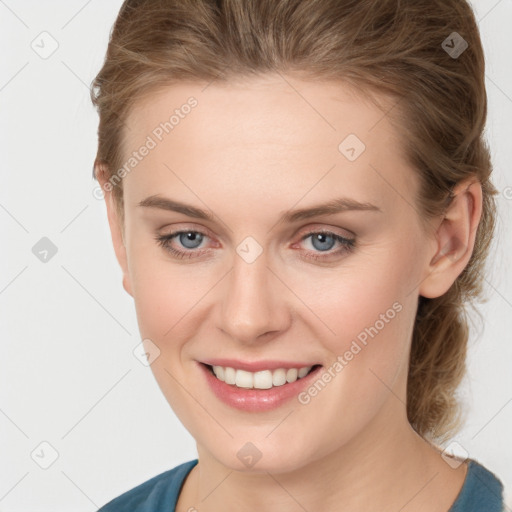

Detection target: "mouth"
[202, 362, 322, 390]
[198, 360, 323, 411]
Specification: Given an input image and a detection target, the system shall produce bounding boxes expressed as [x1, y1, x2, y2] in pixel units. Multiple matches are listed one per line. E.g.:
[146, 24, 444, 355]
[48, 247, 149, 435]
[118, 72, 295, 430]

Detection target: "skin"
[97, 73, 482, 512]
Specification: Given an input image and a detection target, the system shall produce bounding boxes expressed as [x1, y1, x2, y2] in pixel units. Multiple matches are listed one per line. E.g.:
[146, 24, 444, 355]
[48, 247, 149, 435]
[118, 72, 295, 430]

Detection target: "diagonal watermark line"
[265, 409, 295, 438]
[368, 96, 403, 132]
[163, 163, 233, 234]
[61, 471, 98, 508]
[0, 62, 29, 92]
[0, 407, 29, 438]
[486, 73, 512, 107]
[404, 265, 437, 299]
[478, 0, 504, 23]
[0, 202, 29, 232]
[61, 60, 90, 89]
[201, 73, 221, 92]
[0, 0, 29, 28]
[265, 472, 311, 512]
[61, 0, 94, 29]
[368, 367, 406, 405]
[0, 472, 29, 503]
[199, 470, 233, 502]
[61, 369, 131, 439]
[61, 205, 89, 233]
[265, 266, 336, 335]
[276, 71, 337, 132]
[61, 265, 132, 335]
[0, 266, 28, 296]
[163, 267, 234, 337]
[201, 79, 216, 92]
[483, 276, 512, 311]
[267, 164, 336, 234]
[164, 367, 234, 438]
[397, 471, 439, 511]
[471, 396, 512, 440]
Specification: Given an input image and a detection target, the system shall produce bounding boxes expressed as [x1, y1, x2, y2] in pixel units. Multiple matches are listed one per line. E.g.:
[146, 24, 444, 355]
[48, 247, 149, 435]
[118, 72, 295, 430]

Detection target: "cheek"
[128, 260, 206, 404]
[292, 268, 417, 442]
[126, 238, 184, 337]
[293, 249, 415, 345]
[289, 246, 419, 395]
[130, 262, 204, 343]
[126, 240, 226, 365]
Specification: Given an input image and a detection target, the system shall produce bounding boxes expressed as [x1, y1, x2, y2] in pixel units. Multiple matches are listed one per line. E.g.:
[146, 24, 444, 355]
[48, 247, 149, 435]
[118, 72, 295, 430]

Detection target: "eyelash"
[155, 229, 355, 261]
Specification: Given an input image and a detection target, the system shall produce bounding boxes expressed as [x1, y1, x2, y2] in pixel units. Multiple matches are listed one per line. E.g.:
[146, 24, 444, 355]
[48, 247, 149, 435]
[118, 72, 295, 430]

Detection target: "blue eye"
[176, 231, 204, 250]
[155, 229, 355, 261]
[300, 231, 355, 260]
[155, 230, 208, 259]
[307, 232, 339, 251]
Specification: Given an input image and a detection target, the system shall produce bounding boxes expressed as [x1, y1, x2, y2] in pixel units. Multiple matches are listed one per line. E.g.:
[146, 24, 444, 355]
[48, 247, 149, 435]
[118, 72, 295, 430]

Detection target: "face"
[102, 74, 446, 473]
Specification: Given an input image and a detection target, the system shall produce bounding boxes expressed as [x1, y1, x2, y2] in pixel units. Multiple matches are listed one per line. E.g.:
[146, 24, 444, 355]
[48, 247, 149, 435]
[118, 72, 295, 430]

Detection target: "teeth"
[298, 367, 310, 378]
[272, 368, 287, 386]
[224, 366, 236, 385]
[235, 369, 254, 389]
[254, 370, 273, 389]
[211, 365, 314, 389]
[286, 368, 298, 382]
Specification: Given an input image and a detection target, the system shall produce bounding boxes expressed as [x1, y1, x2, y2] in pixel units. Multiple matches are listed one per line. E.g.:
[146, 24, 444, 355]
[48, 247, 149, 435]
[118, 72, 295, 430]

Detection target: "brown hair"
[91, 0, 497, 444]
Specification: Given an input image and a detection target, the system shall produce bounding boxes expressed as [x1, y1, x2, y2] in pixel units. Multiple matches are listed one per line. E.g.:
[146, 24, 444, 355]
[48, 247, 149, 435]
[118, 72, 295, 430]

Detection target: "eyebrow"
[137, 195, 381, 223]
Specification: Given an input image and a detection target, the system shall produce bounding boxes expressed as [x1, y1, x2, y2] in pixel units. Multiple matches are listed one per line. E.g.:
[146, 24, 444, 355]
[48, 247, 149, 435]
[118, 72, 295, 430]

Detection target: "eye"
[297, 230, 355, 261]
[155, 228, 356, 261]
[155, 230, 211, 259]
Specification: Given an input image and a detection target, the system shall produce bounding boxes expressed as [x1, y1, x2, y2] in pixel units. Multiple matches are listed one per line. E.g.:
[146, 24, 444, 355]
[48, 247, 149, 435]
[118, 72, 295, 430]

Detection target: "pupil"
[313, 233, 334, 251]
[180, 231, 202, 249]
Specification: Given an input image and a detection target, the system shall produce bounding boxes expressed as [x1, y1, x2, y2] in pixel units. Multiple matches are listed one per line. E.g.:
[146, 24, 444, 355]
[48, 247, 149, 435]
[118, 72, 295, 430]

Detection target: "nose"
[218, 249, 291, 345]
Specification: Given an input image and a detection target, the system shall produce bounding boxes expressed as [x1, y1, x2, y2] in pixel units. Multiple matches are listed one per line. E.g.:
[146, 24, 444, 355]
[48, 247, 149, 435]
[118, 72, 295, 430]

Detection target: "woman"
[91, 0, 505, 510]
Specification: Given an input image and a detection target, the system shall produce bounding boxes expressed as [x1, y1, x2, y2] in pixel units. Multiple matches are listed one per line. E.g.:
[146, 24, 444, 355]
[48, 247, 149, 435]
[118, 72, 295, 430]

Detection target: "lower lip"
[198, 362, 323, 412]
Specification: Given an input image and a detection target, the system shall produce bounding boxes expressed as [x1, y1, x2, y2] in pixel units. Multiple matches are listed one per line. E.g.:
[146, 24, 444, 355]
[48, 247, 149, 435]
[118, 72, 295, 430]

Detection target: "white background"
[1, 1, 511, 510]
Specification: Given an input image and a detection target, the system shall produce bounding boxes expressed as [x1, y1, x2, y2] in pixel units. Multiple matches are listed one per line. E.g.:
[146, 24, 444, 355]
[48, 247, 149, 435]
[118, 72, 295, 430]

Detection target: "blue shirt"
[97, 457, 504, 511]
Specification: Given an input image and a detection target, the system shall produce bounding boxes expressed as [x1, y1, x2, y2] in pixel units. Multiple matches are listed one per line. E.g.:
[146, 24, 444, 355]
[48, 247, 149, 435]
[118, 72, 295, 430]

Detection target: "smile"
[208, 364, 318, 389]
[198, 360, 324, 412]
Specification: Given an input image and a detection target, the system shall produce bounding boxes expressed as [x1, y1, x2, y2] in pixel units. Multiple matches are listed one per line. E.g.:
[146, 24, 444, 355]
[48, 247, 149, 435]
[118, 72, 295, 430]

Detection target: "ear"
[419, 178, 483, 299]
[95, 163, 133, 297]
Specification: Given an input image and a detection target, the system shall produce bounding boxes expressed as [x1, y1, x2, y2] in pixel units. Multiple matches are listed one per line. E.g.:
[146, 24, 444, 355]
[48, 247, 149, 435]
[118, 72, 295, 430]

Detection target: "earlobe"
[419, 179, 483, 299]
[95, 162, 134, 298]
[122, 274, 133, 297]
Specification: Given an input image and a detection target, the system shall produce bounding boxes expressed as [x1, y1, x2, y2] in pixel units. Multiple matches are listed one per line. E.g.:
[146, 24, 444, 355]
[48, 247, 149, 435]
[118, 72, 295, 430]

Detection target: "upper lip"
[200, 358, 321, 372]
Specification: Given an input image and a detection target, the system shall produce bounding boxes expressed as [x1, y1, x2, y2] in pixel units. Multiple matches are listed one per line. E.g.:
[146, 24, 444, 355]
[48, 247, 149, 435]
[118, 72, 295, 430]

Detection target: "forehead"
[121, 74, 417, 216]
[125, 74, 399, 150]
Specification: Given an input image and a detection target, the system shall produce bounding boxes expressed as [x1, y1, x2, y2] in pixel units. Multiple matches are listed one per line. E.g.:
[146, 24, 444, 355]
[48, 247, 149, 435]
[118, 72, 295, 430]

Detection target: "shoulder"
[97, 459, 198, 512]
[449, 458, 505, 512]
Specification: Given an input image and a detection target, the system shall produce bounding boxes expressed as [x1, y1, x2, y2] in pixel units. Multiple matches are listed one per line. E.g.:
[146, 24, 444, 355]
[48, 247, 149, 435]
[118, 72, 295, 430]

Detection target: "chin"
[202, 438, 320, 475]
